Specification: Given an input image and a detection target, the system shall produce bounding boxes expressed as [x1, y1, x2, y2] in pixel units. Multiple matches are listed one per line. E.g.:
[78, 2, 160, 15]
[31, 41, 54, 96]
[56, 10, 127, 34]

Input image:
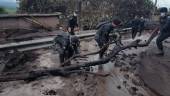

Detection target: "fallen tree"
[0, 28, 159, 82]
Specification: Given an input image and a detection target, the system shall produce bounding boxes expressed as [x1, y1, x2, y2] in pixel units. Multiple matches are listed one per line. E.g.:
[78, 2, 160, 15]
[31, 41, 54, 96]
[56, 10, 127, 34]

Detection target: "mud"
[139, 41, 170, 96]
[0, 34, 169, 96]
[0, 39, 100, 96]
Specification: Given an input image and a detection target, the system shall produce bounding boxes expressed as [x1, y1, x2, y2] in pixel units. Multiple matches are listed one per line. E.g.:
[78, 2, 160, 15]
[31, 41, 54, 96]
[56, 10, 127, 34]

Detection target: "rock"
[43, 89, 58, 95]
[129, 61, 137, 66]
[120, 57, 125, 61]
[117, 85, 121, 90]
[131, 78, 144, 86]
[132, 53, 137, 57]
[115, 61, 125, 67]
[118, 54, 127, 61]
[122, 53, 128, 58]
[128, 87, 138, 95]
[77, 92, 84, 96]
[0, 60, 5, 73]
[128, 54, 137, 61]
[0, 90, 3, 93]
[136, 93, 144, 96]
[139, 52, 147, 58]
[83, 74, 88, 81]
[129, 58, 141, 66]
[76, 61, 80, 64]
[123, 81, 128, 88]
[120, 66, 130, 72]
[124, 74, 130, 80]
[129, 66, 137, 73]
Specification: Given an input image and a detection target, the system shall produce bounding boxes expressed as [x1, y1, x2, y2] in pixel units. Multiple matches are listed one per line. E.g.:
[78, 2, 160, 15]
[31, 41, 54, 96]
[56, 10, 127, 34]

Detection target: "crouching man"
[53, 31, 80, 66]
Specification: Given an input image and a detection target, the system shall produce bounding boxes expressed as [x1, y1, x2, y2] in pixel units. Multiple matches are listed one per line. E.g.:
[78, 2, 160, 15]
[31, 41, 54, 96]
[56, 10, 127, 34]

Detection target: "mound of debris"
[0, 51, 38, 73]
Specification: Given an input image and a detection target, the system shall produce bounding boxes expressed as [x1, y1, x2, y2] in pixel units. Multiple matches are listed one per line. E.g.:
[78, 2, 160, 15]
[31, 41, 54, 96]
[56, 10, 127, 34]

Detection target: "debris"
[43, 89, 58, 95]
[117, 85, 122, 90]
[128, 87, 138, 95]
[124, 74, 130, 80]
[129, 58, 141, 66]
[123, 81, 128, 88]
[0, 51, 38, 72]
[129, 66, 137, 73]
[115, 60, 126, 67]
[0, 28, 160, 96]
[136, 93, 144, 96]
[120, 66, 130, 72]
[77, 92, 84, 96]
[131, 78, 144, 86]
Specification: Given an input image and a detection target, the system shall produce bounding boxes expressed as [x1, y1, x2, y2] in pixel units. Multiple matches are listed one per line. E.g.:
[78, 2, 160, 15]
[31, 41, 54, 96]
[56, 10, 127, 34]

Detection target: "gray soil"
[139, 41, 170, 96]
[0, 34, 169, 96]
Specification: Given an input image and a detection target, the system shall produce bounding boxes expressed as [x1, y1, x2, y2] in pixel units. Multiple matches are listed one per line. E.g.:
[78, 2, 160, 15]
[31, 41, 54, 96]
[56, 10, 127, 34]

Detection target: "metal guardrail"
[0, 28, 132, 52]
[0, 13, 61, 18]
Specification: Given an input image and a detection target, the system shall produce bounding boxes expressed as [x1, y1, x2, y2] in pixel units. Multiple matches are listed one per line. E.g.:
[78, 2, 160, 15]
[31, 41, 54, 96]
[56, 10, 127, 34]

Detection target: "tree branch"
[61, 41, 115, 65]
[0, 28, 159, 82]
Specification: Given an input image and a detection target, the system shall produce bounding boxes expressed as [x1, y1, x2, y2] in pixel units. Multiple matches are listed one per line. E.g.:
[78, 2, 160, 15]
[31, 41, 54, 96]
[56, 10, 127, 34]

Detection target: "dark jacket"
[53, 32, 71, 54]
[53, 31, 80, 54]
[140, 19, 145, 28]
[95, 23, 114, 45]
[96, 21, 110, 29]
[68, 16, 78, 28]
[131, 18, 141, 29]
[161, 18, 170, 33]
[160, 16, 168, 28]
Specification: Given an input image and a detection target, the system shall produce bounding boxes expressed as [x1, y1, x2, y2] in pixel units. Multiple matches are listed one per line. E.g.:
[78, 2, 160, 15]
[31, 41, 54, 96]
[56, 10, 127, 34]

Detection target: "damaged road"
[0, 29, 169, 96]
[139, 42, 170, 96]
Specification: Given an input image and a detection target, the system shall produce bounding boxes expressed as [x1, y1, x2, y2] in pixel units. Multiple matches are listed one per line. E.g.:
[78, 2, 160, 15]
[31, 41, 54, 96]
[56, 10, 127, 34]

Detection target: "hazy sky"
[1, 0, 16, 2]
[155, 0, 170, 8]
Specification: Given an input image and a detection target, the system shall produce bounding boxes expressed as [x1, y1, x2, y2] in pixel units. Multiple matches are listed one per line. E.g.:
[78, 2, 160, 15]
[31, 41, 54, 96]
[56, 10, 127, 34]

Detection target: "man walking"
[131, 15, 141, 39]
[67, 12, 79, 35]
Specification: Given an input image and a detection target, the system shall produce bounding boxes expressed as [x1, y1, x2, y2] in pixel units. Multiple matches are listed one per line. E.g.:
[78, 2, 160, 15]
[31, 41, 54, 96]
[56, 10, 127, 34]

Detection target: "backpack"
[96, 21, 110, 29]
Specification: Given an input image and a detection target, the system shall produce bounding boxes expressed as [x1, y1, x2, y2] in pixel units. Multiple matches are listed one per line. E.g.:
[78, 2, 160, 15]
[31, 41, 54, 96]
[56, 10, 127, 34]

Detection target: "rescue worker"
[95, 19, 122, 59]
[67, 12, 79, 35]
[53, 31, 80, 66]
[156, 7, 170, 56]
[131, 15, 141, 39]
